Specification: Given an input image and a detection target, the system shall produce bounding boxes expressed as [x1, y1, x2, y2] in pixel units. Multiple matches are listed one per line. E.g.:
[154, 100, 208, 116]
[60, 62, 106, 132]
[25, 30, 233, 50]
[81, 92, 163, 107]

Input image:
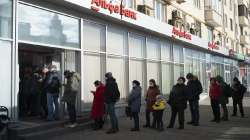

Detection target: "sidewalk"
[48, 97, 250, 140]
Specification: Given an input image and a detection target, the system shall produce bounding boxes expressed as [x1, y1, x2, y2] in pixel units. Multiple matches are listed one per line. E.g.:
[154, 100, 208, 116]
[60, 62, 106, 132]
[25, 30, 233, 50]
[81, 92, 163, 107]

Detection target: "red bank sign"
[91, 0, 137, 20]
[208, 42, 219, 50]
[171, 27, 192, 40]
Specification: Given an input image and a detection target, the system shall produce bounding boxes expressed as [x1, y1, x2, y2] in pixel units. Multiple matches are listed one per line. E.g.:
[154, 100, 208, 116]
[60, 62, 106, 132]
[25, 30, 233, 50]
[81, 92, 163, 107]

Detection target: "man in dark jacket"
[167, 77, 188, 129]
[104, 72, 120, 134]
[231, 77, 246, 118]
[216, 76, 230, 121]
[186, 73, 203, 126]
[62, 70, 80, 128]
[44, 65, 61, 121]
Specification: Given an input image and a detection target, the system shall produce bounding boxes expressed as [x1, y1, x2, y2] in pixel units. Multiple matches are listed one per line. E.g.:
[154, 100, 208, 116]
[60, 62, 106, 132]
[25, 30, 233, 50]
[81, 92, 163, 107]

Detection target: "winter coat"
[218, 82, 229, 104]
[104, 78, 120, 104]
[62, 73, 80, 104]
[152, 99, 166, 111]
[168, 83, 188, 110]
[186, 79, 203, 101]
[145, 86, 160, 111]
[209, 83, 222, 100]
[128, 86, 142, 113]
[232, 82, 246, 100]
[44, 71, 61, 94]
[91, 84, 105, 119]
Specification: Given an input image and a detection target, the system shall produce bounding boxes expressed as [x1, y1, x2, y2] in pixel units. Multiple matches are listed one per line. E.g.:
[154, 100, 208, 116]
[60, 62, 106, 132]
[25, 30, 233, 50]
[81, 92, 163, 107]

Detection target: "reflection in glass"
[18, 4, 80, 48]
[0, 0, 12, 38]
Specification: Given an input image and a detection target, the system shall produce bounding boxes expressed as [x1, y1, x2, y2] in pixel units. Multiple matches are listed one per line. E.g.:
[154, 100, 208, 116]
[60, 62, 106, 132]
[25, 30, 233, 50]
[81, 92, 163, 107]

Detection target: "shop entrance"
[18, 43, 62, 120]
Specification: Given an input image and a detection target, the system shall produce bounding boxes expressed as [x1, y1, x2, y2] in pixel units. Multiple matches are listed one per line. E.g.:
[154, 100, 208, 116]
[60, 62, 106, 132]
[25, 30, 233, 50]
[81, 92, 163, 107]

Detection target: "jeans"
[153, 110, 164, 129]
[131, 112, 139, 129]
[47, 93, 59, 121]
[67, 102, 76, 123]
[189, 100, 199, 124]
[169, 107, 184, 128]
[233, 98, 244, 116]
[145, 109, 153, 126]
[220, 102, 228, 120]
[106, 103, 119, 130]
[211, 99, 220, 121]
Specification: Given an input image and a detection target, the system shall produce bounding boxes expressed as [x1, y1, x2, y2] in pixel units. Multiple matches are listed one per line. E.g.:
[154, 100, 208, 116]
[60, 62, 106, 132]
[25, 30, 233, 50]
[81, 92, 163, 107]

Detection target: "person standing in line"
[40, 67, 49, 119]
[104, 72, 120, 134]
[152, 95, 166, 131]
[186, 73, 203, 126]
[209, 78, 222, 123]
[128, 80, 142, 132]
[167, 77, 188, 130]
[91, 80, 105, 130]
[143, 79, 160, 128]
[216, 75, 231, 121]
[44, 65, 61, 121]
[62, 70, 80, 128]
[231, 77, 246, 118]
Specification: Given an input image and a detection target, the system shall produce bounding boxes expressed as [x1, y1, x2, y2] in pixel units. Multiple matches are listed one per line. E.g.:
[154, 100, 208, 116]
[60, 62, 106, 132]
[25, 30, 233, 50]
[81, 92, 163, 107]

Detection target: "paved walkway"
[49, 97, 250, 140]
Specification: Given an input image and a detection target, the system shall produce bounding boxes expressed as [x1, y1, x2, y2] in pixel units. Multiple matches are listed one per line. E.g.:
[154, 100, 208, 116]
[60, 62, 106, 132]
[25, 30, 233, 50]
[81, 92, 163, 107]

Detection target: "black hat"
[132, 80, 140, 86]
[105, 72, 113, 79]
[186, 73, 193, 79]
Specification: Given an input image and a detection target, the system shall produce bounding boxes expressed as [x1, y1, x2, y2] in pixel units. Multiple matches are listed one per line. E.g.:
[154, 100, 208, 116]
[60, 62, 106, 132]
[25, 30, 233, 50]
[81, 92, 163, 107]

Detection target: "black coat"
[232, 82, 246, 100]
[168, 83, 188, 110]
[186, 79, 203, 101]
[104, 78, 120, 103]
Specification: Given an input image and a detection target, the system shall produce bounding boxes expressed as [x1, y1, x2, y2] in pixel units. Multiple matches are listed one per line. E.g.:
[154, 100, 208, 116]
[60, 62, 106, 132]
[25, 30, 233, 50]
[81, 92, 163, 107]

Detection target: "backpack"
[239, 84, 247, 96]
[112, 83, 120, 102]
[48, 76, 60, 94]
[224, 84, 233, 97]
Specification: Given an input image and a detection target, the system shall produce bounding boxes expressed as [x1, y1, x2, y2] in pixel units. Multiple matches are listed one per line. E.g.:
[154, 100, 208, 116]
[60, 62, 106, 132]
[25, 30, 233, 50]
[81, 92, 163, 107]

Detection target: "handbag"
[125, 106, 132, 118]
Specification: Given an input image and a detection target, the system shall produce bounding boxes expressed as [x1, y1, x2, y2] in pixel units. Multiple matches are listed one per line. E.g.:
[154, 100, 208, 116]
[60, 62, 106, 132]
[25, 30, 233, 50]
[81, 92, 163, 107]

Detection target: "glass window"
[129, 59, 145, 95]
[173, 44, 184, 63]
[173, 64, 184, 84]
[0, 40, 11, 108]
[147, 62, 160, 87]
[107, 56, 126, 99]
[162, 63, 172, 95]
[0, 0, 12, 38]
[83, 54, 102, 103]
[83, 22, 105, 51]
[18, 4, 80, 48]
[129, 33, 145, 58]
[161, 41, 171, 61]
[107, 27, 127, 55]
[147, 38, 160, 60]
[125, 0, 133, 8]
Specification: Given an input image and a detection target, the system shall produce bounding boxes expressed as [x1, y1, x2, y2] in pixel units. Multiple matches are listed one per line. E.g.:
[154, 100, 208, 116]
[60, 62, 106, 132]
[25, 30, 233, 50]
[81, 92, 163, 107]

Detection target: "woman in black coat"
[167, 77, 188, 129]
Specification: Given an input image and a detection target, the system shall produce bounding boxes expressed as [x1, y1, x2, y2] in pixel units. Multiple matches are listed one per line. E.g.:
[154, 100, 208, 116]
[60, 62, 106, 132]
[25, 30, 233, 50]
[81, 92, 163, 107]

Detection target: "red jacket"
[91, 84, 105, 119]
[209, 83, 222, 100]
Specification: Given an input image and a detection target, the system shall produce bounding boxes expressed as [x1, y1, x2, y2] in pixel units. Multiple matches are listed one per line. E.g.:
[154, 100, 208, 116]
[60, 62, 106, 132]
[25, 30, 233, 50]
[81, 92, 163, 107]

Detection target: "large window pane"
[83, 22, 105, 51]
[161, 41, 171, 61]
[173, 64, 184, 84]
[162, 63, 171, 95]
[129, 59, 144, 95]
[147, 62, 160, 87]
[107, 57, 126, 99]
[83, 54, 102, 104]
[0, 40, 11, 108]
[129, 33, 145, 58]
[0, 0, 12, 38]
[173, 44, 184, 63]
[147, 38, 160, 60]
[107, 27, 126, 55]
[18, 4, 80, 48]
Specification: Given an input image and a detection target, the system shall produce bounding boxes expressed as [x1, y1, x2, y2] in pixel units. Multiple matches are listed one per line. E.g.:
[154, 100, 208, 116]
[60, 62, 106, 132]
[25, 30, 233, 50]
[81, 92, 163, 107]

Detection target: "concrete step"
[18, 121, 93, 140]
[8, 116, 93, 140]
